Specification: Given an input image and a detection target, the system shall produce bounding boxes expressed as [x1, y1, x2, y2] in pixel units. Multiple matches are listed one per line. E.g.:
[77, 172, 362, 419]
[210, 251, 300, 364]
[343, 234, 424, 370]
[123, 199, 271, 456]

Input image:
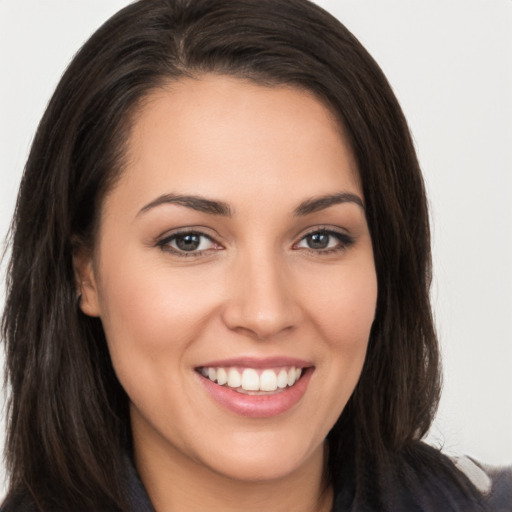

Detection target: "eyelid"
[153, 225, 354, 257]
[293, 226, 355, 253]
[295, 225, 351, 240]
[155, 228, 223, 256]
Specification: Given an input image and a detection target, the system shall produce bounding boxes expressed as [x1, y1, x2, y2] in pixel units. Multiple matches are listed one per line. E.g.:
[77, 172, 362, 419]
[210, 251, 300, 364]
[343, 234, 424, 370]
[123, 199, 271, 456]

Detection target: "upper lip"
[196, 356, 313, 369]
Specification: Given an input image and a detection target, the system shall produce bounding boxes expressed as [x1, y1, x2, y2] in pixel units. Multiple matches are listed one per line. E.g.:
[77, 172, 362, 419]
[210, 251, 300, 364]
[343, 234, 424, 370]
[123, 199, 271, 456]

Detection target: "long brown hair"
[2, 1, 485, 510]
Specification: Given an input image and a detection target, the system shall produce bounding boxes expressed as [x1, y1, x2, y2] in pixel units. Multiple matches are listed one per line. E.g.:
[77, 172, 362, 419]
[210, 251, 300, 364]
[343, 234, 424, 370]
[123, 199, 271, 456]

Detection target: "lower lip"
[197, 368, 313, 418]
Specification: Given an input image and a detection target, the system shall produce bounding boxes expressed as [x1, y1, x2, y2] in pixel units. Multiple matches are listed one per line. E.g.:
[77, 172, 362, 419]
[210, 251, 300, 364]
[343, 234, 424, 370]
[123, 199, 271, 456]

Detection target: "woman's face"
[78, 75, 377, 483]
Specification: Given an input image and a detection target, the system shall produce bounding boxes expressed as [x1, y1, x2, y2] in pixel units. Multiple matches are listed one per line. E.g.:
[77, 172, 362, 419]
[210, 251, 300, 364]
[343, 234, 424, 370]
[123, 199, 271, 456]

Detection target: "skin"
[76, 75, 377, 512]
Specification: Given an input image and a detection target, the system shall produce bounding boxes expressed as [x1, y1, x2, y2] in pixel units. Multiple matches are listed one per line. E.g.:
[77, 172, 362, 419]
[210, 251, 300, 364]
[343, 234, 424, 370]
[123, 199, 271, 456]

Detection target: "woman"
[1, 0, 509, 510]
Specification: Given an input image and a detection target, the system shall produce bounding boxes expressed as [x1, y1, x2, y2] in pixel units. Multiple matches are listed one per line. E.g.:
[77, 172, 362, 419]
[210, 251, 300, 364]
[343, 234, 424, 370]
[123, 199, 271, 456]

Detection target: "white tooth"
[277, 369, 288, 389]
[260, 369, 278, 391]
[216, 367, 227, 385]
[295, 368, 302, 381]
[227, 368, 242, 388]
[241, 368, 260, 391]
[287, 367, 297, 386]
[200, 367, 208, 377]
[208, 367, 217, 382]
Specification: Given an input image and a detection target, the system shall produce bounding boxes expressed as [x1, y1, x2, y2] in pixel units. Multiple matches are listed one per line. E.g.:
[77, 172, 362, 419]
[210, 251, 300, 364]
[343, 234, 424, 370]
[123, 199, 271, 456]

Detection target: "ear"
[73, 248, 101, 317]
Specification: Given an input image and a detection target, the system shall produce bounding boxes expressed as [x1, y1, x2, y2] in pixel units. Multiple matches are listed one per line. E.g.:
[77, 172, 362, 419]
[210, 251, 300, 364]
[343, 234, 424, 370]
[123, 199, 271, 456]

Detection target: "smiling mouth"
[197, 366, 304, 395]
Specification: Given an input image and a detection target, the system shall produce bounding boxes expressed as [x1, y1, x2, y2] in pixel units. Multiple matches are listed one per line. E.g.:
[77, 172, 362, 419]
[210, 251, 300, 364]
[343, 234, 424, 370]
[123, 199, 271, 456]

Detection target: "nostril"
[221, 300, 301, 340]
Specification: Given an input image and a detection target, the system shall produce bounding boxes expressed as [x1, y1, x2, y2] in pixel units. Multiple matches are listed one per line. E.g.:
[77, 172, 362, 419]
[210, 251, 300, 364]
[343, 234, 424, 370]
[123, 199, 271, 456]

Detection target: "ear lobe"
[73, 249, 101, 317]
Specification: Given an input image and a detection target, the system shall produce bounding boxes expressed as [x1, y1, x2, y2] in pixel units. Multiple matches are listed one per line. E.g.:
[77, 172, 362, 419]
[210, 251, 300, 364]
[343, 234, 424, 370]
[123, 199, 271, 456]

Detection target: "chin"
[197, 432, 325, 483]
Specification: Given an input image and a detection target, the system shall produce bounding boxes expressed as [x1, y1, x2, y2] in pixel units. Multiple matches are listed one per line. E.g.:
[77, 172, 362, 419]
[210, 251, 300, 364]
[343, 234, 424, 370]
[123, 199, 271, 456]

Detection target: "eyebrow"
[137, 191, 364, 218]
[294, 192, 365, 216]
[137, 194, 232, 217]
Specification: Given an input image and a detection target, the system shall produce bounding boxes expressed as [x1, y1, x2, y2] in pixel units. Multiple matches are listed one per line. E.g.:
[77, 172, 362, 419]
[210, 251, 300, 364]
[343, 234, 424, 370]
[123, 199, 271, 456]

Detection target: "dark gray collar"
[123, 455, 156, 512]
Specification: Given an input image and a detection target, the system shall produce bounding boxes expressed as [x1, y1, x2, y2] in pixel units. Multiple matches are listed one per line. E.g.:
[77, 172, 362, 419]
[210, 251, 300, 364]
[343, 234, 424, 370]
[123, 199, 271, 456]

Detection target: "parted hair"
[2, 0, 486, 510]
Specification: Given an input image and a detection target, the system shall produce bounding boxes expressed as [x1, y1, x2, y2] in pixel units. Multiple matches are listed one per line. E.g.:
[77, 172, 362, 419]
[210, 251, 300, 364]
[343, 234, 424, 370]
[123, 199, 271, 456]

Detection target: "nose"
[221, 250, 302, 340]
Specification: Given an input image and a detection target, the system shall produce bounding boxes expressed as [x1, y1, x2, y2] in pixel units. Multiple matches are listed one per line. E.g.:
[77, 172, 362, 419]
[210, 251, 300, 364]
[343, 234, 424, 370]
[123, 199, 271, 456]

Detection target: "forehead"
[109, 74, 361, 214]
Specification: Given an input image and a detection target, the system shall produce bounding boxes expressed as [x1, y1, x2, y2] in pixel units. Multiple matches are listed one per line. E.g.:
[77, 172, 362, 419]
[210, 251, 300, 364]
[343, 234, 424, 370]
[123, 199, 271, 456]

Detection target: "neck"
[132, 426, 332, 512]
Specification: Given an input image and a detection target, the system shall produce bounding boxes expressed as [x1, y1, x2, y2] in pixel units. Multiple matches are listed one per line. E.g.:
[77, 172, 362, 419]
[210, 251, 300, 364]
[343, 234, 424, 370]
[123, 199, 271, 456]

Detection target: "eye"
[295, 229, 353, 253]
[157, 231, 219, 255]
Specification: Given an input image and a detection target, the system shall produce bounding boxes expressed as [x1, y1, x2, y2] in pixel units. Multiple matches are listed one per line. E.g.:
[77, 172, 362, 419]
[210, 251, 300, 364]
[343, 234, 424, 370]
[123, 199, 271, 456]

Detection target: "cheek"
[95, 254, 223, 374]
[95, 262, 225, 437]
[295, 260, 377, 441]
[304, 257, 377, 412]
[303, 260, 377, 350]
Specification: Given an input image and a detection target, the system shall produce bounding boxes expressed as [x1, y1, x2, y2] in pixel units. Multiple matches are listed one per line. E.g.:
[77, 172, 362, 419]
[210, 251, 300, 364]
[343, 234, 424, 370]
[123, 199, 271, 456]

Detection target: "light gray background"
[1, 0, 511, 496]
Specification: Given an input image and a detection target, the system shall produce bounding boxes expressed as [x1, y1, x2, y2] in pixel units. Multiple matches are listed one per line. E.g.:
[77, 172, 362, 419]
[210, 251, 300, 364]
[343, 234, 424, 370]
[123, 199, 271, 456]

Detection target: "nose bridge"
[222, 243, 299, 339]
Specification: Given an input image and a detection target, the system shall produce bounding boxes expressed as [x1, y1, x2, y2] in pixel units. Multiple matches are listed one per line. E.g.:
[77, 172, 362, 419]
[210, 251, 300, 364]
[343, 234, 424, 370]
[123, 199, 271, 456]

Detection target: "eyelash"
[295, 228, 355, 255]
[156, 228, 354, 257]
[156, 230, 220, 257]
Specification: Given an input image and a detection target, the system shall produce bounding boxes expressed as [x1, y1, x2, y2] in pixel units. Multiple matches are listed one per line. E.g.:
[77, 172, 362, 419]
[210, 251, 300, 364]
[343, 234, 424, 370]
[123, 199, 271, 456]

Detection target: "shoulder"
[453, 456, 512, 511]
[0, 455, 154, 512]
[332, 444, 511, 512]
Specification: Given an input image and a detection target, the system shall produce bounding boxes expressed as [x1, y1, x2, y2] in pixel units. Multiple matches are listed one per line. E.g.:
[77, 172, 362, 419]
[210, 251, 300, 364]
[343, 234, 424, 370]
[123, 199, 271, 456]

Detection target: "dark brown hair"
[2, 0, 486, 510]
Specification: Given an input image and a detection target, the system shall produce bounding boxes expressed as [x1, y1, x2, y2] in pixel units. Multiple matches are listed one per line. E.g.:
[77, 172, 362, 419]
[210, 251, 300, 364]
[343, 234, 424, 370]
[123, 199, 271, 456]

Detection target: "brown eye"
[305, 232, 331, 249]
[158, 231, 217, 254]
[295, 229, 355, 253]
[174, 233, 202, 251]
